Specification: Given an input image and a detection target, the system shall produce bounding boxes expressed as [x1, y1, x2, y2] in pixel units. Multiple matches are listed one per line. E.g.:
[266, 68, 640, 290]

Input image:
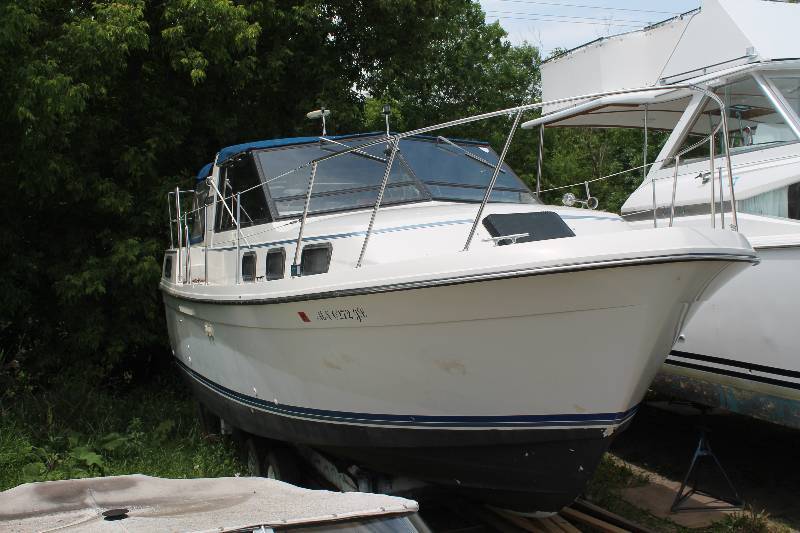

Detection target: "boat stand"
[671, 426, 743, 512]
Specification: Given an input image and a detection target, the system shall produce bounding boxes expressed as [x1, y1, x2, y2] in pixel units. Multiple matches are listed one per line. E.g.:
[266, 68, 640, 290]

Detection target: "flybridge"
[541, 0, 800, 116]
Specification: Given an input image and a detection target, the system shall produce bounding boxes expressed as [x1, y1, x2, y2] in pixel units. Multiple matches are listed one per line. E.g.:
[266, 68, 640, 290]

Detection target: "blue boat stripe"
[177, 360, 639, 428]
[212, 215, 620, 252]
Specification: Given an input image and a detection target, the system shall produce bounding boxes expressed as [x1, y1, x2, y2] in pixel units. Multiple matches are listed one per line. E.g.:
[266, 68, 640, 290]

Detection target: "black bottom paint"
[181, 365, 626, 513]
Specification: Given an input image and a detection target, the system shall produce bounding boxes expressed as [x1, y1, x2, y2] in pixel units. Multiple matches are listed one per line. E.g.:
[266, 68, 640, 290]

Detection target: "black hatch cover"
[482, 212, 575, 245]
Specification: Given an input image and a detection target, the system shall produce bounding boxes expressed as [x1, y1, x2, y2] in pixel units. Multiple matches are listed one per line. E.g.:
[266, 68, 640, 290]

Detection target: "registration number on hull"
[298, 307, 368, 323]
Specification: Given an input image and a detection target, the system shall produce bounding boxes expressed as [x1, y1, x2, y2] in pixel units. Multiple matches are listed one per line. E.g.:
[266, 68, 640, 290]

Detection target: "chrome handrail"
[463, 109, 523, 252]
[356, 137, 400, 268]
[166, 83, 739, 285]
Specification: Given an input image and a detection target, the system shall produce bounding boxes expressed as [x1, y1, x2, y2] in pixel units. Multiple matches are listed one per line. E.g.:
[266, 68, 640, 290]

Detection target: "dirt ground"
[610, 401, 800, 528]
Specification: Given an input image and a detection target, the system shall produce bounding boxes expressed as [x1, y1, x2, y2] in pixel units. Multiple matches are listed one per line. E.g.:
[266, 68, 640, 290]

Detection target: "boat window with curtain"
[738, 182, 800, 220]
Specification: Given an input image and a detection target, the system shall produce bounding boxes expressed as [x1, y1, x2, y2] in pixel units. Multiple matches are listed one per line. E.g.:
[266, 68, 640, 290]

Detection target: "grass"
[0, 370, 242, 491]
[583, 455, 793, 533]
[0, 372, 794, 533]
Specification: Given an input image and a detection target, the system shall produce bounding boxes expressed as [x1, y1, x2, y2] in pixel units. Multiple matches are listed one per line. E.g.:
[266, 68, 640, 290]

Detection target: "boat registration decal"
[305, 306, 368, 323]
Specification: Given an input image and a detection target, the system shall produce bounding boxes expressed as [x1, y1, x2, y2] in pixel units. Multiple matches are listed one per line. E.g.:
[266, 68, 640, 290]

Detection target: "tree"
[0, 0, 545, 385]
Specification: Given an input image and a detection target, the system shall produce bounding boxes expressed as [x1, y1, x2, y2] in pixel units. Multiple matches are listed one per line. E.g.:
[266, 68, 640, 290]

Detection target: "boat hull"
[655, 243, 800, 428]
[164, 256, 743, 513]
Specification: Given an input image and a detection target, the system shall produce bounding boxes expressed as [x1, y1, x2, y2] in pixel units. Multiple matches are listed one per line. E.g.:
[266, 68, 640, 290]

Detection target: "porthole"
[241, 251, 256, 282]
[300, 243, 332, 276]
[266, 248, 286, 280]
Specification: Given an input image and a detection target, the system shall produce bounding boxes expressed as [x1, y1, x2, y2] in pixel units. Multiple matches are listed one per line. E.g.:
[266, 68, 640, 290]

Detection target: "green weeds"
[0, 373, 241, 491]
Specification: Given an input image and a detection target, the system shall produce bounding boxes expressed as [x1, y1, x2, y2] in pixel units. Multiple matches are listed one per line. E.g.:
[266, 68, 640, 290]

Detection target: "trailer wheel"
[266, 446, 303, 485]
[242, 436, 268, 477]
[195, 402, 220, 436]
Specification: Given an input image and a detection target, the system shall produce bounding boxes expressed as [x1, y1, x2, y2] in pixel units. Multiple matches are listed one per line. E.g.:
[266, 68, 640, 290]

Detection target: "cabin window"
[300, 243, 332, 276]
[216, 155, 272, 232]
[266, 248, 286, 280]
[255, 138, 427, 218]
[241, 251, 256, 282]
[397, 137, 537, 205]
[738, 182, 800, 220]
[163, 256, 173, 279]
[669, 76, 798, 164]
[189, 180, 210, 243]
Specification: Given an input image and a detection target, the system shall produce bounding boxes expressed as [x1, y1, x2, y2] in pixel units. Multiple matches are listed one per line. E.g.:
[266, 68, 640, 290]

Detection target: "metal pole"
[175, 187, 182, 283]
[167, 193, 174, 249]
[718, 112, 739, 230]
[206, 178, 251, 247]
[357, 138, 399, 268]
[204, 244, 209, 285]
[236, 192, 241, 285]
[463, 110, 524, 251]
[719, 167, 725, 227]
[184, 215, 191, 284]
[709, 135, 716, 228]
[644, 105, 656, 228]
[536, 125, 544, 198]
[292, 162, 318, 275]
[670, 155, 680, 227]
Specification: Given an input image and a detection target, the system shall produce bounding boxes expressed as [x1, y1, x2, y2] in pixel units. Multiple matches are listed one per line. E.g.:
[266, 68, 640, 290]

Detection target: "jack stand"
[671, 426, 743, 512]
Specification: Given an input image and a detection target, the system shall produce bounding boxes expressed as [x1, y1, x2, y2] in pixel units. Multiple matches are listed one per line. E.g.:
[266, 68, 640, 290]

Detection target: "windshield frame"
[251, 135, 536, 221]
[664, 73, 800, 167]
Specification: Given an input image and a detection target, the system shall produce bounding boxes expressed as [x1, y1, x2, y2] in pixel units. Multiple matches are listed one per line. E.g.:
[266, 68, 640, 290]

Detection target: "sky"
[478, 0, 702, 57]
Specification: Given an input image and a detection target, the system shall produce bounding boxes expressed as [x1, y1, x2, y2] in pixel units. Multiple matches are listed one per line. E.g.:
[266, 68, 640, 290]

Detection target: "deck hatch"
[482, 212, 575, 245]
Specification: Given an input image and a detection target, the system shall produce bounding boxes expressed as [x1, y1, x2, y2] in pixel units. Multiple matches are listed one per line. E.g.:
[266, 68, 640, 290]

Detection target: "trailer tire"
[196, 402, 221, 437]
[266, 446, 303, 485]
[242, 436, 268, 477]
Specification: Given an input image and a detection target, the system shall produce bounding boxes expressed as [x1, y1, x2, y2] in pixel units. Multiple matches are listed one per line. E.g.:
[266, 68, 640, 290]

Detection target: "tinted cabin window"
[189, 180, 210, 243]
[256, 139, 425, 218]
[266, 248, 286, 280]
[163, 256, 172, 279]
[241, 252, 256, 282]
[301, 244, 332, 275]
[216, 155, 272, 231]
[398, 137, 537, 204]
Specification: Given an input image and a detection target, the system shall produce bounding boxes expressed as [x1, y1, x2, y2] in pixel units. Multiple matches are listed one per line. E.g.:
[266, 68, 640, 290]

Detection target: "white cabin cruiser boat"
[160, 98, 755, 513]
[529, 0, 800, 428]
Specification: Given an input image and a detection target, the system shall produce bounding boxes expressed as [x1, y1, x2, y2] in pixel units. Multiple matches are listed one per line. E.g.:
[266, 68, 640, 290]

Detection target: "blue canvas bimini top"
[195, 133, 494, 180]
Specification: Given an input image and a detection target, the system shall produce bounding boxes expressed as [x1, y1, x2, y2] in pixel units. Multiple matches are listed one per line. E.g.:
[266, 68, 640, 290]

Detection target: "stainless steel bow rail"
[166, 84, 738, 285]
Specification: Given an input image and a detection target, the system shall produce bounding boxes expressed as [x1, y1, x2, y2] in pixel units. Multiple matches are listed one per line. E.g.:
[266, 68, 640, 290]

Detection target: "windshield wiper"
[435, 136, 506, 173]
[319, 137, 388, 164]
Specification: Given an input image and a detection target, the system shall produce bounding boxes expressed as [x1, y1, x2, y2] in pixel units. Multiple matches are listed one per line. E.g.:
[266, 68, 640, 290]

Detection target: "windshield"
[670, 75, 798, 164]
[769, 72, 800, 119]
[254, 136, 536, 218]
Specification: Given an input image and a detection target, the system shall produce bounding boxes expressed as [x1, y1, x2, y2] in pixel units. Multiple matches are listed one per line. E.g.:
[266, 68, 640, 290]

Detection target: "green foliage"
[0, 374, 241, 490]
[0, 0, 651, 385]
[0, 0, 544, 381]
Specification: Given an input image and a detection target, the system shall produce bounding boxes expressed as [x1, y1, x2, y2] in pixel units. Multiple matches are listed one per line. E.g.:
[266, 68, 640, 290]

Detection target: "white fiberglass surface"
[165, 259, 731, 419]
